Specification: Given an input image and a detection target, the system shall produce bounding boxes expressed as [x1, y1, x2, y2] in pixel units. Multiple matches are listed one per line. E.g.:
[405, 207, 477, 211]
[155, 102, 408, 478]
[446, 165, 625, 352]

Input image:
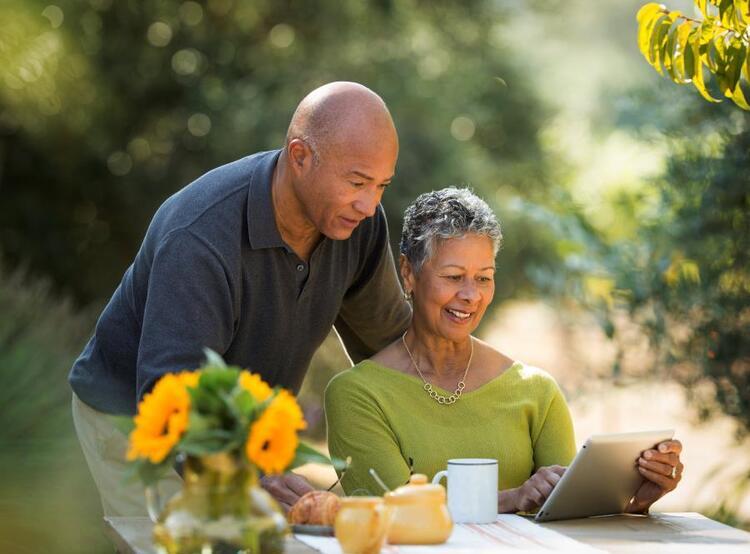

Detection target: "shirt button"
[296, 264, 305, 272]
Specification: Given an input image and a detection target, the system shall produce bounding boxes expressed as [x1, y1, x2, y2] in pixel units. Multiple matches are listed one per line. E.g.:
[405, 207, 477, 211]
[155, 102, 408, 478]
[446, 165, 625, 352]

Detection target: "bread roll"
[288, 490, 341, 526]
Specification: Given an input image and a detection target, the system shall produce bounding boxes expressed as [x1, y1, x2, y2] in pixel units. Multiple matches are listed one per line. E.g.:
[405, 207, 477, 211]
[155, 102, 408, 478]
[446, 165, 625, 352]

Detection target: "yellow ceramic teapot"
[384, 474, 453, 545]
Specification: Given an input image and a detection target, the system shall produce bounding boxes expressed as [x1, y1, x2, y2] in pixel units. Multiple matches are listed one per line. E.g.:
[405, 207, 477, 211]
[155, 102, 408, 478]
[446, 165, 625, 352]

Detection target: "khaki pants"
[71, 392, 182, 517]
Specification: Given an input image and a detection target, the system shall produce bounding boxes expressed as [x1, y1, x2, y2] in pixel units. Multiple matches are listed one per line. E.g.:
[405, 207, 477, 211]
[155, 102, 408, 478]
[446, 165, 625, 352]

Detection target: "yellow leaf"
[636, 2, 665, 23]
[730, 81, 750, 109]
[732, 62, 750, 110]
[663, 255, 701, 286]
[584, 276, 616, 308]
[690, 31, 722, 102]
[637, 3, 666, 61]
[735, 0, 750, 30]
[696, 0, 710, 18]
[649, 13, 675, 74]
[672, 21, 694, 82]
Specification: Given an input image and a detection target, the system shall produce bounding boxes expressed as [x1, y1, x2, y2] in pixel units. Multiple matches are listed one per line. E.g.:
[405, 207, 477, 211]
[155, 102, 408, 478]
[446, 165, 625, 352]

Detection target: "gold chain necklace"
[401, 330, 473, 405]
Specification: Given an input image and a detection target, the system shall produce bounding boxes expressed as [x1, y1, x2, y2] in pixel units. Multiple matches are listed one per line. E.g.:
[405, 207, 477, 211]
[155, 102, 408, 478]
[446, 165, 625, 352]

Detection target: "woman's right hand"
[499, 465, 566, 513]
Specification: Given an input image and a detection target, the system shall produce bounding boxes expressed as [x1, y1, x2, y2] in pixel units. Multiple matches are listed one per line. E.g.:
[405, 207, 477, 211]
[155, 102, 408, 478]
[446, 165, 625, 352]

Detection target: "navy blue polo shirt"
[69, 150, 411, 415]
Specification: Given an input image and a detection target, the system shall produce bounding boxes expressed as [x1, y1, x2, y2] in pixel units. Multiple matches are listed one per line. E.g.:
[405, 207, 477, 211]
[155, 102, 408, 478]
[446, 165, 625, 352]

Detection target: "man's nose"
[353, 189, 380, 217]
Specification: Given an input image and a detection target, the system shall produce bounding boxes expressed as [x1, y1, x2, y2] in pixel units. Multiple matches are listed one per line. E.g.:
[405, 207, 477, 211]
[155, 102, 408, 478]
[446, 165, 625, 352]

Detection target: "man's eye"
[350, 181, 365, 187]
[478, 276, 494, 282]
[379, 183, 391, 189]
[444, 275, 462, 281]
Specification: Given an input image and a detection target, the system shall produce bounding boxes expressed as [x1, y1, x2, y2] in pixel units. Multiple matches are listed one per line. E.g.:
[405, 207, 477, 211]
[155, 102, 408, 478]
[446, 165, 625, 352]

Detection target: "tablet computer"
[534, 429, 674, 522]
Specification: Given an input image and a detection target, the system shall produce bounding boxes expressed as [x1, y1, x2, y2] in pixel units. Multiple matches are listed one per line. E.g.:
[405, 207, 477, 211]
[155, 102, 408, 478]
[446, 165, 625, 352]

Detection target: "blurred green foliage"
[0, 0, 552, 306]
[614, 93, 749, 437]
[0, 259, 110, 552]
[523, 82, 749, 439]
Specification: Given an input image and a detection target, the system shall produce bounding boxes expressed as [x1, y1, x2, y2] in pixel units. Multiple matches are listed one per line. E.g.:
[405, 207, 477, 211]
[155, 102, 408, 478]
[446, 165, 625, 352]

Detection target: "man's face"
[294, 130, 398, 240]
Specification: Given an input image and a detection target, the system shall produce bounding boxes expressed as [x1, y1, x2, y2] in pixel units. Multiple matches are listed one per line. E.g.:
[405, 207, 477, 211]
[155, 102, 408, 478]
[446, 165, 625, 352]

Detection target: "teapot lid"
[384, 474, 446, 505]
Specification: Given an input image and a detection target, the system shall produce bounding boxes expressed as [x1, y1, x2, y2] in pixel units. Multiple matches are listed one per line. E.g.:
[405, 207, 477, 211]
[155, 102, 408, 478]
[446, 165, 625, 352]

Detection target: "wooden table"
[105, 512, 750, 553]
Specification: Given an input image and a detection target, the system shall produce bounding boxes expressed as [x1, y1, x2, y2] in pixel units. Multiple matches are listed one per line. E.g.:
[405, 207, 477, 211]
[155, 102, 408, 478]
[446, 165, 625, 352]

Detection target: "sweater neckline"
[357, 359, 524, 399]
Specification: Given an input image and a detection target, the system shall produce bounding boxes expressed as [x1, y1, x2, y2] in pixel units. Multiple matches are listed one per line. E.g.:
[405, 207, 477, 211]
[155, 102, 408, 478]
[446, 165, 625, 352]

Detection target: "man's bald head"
[286, 82, 397, 160]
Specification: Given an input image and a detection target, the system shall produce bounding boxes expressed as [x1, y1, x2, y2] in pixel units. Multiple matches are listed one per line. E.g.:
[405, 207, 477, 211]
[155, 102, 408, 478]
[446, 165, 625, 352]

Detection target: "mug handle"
[432, 470, 448, 486]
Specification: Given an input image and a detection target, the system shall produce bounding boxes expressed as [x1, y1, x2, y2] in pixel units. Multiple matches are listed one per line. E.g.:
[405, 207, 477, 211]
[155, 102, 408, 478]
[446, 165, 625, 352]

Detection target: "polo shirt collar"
[247, 149, 287, 250]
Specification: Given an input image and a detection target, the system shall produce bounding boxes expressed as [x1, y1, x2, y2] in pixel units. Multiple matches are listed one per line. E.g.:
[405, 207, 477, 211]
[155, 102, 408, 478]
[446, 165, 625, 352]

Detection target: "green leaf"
[289, 441, 348, 471]
[189, 384, 224, 413]
[203, 347, 227, 368]
[722, 38, 746, 96]
[683, 30, 696, 79]
[199, 367, 240, 393]
[704, 29, 725, 73]
[231, 389, 256, 418]
[187, 410, 215, 433]
[180, 429, 236, 455]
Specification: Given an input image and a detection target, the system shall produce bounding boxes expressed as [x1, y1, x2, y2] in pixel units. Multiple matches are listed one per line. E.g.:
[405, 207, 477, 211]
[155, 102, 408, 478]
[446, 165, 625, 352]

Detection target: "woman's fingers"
[518, 486, 545, 511]
[638, 465, 679, 491]
[643, 449, 680, 467]
[638, 456, 673, 477]
[658, 439, 683, 455]
[516, 466, 569, 512]
[546, 465, 567, 477]
[519, 471, 561, 510]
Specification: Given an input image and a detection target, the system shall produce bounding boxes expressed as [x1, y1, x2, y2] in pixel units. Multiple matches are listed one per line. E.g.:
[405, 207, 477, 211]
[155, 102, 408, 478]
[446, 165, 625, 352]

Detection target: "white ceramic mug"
[432, 458, 498, 524]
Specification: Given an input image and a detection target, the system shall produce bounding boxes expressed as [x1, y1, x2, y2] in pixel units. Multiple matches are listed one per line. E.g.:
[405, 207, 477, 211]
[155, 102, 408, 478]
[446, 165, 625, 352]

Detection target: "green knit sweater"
[324, 360, 576, 496]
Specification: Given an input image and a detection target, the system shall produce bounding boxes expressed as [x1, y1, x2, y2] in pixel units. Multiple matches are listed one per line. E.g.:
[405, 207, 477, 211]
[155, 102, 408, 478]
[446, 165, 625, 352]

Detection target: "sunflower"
[245, 390, 307, 473]
[239, 371, 273, 402]
[127, 371, 198, 463]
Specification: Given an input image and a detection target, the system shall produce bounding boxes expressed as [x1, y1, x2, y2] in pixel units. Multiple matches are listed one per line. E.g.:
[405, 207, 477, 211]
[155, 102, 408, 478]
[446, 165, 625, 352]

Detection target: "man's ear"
[287, 138, 313, 176]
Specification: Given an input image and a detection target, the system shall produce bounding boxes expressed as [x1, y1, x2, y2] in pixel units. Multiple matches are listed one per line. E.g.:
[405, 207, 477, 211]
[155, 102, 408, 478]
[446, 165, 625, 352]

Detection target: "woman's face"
[403, 233, 496, 342]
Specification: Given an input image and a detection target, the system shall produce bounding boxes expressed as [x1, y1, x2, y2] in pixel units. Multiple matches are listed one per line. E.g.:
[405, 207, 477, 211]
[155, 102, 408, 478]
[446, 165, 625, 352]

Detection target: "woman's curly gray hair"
[399, 187, 502, 273]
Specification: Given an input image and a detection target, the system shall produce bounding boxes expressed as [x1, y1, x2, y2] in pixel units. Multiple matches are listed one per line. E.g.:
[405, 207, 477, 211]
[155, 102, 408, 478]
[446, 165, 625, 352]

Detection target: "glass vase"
[147, 453, 287, 554]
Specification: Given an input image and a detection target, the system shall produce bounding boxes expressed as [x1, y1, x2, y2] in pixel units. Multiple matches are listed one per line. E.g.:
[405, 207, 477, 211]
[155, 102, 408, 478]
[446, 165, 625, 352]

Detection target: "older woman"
[325, 187, 683, 514]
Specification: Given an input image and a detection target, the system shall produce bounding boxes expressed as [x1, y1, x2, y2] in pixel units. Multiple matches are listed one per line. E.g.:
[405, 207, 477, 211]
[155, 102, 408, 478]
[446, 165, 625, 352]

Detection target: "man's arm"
[136, 229, 236, 400]
[334, 206, 411, 363]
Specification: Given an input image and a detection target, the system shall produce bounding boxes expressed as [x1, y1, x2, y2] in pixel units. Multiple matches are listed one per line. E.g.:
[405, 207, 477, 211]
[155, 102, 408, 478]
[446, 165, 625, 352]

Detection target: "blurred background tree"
[0, 0, 552, 305]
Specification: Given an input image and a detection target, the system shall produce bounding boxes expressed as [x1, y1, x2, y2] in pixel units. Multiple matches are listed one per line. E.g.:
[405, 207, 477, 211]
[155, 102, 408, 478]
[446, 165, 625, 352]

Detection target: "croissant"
[288, 490, 342, 526]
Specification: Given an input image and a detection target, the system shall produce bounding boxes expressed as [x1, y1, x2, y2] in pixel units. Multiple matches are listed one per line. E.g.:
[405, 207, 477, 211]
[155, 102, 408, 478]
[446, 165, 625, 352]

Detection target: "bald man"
[69, 82, 411, 516]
